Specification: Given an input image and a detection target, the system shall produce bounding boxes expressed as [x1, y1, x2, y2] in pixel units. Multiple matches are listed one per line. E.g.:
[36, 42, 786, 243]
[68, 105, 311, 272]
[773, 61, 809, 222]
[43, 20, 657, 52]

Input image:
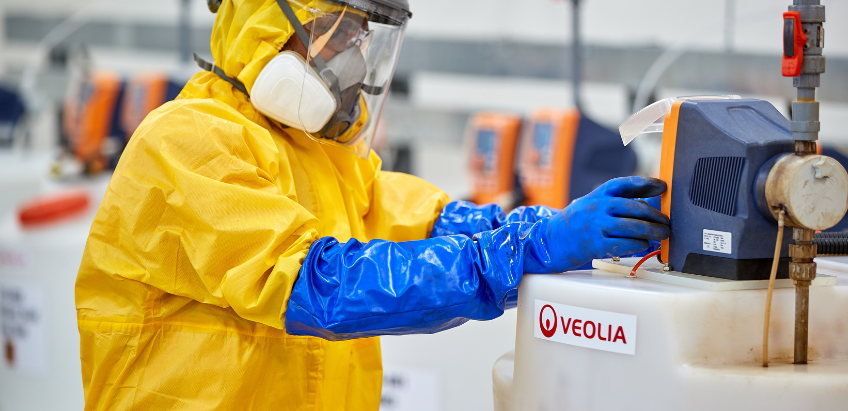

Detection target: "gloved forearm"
[286, 177, 670, 340]
[430, 201, 558, 238]
[286, 222, 535, 341]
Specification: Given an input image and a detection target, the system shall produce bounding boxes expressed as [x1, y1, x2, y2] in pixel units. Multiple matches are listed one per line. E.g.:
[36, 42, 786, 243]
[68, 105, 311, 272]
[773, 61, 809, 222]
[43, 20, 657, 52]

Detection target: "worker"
[75, 0, 670, 410]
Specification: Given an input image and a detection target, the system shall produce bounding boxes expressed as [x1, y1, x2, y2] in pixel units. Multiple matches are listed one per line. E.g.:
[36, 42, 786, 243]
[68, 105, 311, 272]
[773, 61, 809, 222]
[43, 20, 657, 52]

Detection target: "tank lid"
[18, 191, 90, 227]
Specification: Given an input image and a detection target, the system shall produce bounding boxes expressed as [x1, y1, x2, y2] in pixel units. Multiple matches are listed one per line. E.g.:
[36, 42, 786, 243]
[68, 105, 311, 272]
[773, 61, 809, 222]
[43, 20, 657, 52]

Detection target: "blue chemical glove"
[286, 177, 668, 340]
[426, 202, 556, 309]
[430, 202, 558, 238]
[570, 194, 663, 269]
[642, 195, 663, 255]
[523, 177, 669, 273]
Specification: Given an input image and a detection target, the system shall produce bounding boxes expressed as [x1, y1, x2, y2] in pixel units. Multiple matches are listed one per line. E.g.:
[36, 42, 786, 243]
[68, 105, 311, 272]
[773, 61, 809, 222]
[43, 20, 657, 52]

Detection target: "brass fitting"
[788, 243, 817, 260]
[794, 140, 817, 154]
[793, 228, 815, 243]
[789, 261, 817, 282]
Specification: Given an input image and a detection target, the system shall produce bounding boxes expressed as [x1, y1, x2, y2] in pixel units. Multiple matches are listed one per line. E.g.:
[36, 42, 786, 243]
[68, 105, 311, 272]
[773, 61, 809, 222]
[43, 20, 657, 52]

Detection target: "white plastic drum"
[493, 258, 848, 411]
[0, 175, 110, 411]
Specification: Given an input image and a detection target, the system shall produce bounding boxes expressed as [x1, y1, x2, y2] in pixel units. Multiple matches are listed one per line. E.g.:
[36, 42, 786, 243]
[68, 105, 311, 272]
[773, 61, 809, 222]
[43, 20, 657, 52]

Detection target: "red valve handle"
[782, 11, 807, 77]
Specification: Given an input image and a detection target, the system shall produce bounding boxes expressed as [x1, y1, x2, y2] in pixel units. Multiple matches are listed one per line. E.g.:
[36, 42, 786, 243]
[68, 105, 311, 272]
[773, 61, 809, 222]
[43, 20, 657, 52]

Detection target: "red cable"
[629, 250, 661, 277]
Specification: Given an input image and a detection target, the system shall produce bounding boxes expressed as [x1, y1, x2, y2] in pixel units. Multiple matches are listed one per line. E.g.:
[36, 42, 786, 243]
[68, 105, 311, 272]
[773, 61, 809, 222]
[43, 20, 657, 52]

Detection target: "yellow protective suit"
[75, 1, 450, 409]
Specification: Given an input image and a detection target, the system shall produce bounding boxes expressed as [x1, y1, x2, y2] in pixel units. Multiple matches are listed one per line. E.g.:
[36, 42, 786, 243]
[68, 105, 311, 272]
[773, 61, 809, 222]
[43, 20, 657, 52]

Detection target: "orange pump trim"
[468, 113, 522, 205]
[659, 101, 683, 264]
[519, 108, 581, 209]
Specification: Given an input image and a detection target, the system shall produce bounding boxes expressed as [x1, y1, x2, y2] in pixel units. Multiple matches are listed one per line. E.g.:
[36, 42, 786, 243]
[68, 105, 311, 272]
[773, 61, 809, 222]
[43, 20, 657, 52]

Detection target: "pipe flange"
[789, 243, 817, 260]
[800, 55, 826, 74]
[788, 5, 825, 23]
[794, 74, 821, 88]
[791, 121, 820, 133]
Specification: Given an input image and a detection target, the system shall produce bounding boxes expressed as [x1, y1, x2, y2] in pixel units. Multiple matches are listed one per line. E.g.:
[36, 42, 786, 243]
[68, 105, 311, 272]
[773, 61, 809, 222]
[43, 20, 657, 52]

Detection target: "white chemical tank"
[493, 257, 848, 411]
[0, 175, 110, 411]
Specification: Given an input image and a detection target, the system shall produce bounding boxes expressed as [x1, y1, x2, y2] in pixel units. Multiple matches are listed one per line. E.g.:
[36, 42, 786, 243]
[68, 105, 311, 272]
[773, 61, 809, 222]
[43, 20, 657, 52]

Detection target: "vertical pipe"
[788, 0, 823, 365]
[570, 0, 582, 111]
[794, 282, 810, 364]
[179, 0, 192, 64]
[791, 226, 814, 365]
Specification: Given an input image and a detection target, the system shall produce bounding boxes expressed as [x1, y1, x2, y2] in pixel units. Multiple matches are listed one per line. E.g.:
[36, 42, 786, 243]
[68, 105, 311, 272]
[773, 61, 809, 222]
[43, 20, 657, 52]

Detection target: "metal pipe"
[788, 0, 824, 365]
[794, 281, 810, 363]
[570, 0, 582, 111]
[789, 227, 815, 364]
[179, 0, 193, 64]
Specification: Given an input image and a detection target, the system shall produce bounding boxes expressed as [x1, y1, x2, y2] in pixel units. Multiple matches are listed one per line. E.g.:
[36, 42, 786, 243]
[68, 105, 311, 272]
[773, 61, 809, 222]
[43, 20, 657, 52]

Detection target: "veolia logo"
[539, 304, 558, 337]
[534, 299, 638, 356]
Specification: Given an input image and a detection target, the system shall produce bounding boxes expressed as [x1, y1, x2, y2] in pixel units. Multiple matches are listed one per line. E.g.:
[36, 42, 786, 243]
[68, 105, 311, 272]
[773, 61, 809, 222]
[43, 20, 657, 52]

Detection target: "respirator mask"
[250, 0, 409, 157]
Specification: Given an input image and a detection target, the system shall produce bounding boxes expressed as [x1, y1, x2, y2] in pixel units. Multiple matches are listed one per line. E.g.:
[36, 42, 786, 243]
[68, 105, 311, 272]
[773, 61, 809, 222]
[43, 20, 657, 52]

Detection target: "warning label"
[703, 229, 732, 254]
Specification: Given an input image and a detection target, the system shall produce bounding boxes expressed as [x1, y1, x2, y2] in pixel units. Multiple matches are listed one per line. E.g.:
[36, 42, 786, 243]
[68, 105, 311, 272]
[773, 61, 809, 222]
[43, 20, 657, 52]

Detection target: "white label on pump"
[703, 229, 732, 254]
[534, 300, 637, 355]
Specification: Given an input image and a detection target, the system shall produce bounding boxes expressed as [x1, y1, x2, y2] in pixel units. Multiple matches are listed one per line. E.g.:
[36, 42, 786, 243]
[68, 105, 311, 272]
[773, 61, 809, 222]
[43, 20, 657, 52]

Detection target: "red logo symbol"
[539, 304, 557, 337]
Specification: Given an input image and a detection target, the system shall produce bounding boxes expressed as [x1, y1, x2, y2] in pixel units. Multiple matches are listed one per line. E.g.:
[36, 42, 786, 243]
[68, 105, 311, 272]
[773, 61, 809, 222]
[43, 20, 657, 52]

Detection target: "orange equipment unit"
[63, 70, 123, 173]
[467, 112, 522, 205]
[518, 108, 581, 209]
[121, 73, 171, 138]
[518, 108, 637, 209]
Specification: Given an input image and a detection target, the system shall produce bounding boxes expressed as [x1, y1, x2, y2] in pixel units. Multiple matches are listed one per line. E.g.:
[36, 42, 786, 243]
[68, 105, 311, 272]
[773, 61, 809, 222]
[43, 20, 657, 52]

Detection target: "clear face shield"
[252, 0, 408, 158]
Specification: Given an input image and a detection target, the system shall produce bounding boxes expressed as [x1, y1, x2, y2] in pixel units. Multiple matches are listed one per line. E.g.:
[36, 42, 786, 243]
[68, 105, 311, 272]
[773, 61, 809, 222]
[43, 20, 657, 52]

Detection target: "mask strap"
[360, 83, 384, 95]
[276, 0, 341, 104]
[193, 53, 250, 97]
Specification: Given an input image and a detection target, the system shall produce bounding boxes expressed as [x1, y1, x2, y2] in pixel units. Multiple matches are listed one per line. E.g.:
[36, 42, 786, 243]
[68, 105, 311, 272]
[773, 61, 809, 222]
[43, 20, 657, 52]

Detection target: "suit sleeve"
[364, 170, 452, 242]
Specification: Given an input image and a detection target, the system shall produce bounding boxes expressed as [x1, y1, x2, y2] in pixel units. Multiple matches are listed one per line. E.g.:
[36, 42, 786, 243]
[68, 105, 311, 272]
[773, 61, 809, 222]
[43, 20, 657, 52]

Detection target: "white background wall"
[408, 0, 848, 56]
[4, 0, 845, 55]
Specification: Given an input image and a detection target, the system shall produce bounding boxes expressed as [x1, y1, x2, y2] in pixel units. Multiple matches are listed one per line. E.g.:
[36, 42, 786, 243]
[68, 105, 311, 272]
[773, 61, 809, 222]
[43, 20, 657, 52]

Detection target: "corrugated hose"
[813, 232, 848, 256]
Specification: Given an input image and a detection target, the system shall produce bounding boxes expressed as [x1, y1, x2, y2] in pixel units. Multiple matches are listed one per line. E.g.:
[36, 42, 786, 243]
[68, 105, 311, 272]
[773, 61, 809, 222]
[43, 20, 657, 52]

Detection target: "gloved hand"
[523, 176, 670, 273]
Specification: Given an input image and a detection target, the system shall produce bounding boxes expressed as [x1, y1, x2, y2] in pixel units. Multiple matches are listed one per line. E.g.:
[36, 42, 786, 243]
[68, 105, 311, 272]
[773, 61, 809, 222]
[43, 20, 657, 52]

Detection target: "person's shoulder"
[124, 98, 282, 171]
[142, 98, 253, 129]
[131, 97, 274, 146]
[377, 170, 450, 197]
